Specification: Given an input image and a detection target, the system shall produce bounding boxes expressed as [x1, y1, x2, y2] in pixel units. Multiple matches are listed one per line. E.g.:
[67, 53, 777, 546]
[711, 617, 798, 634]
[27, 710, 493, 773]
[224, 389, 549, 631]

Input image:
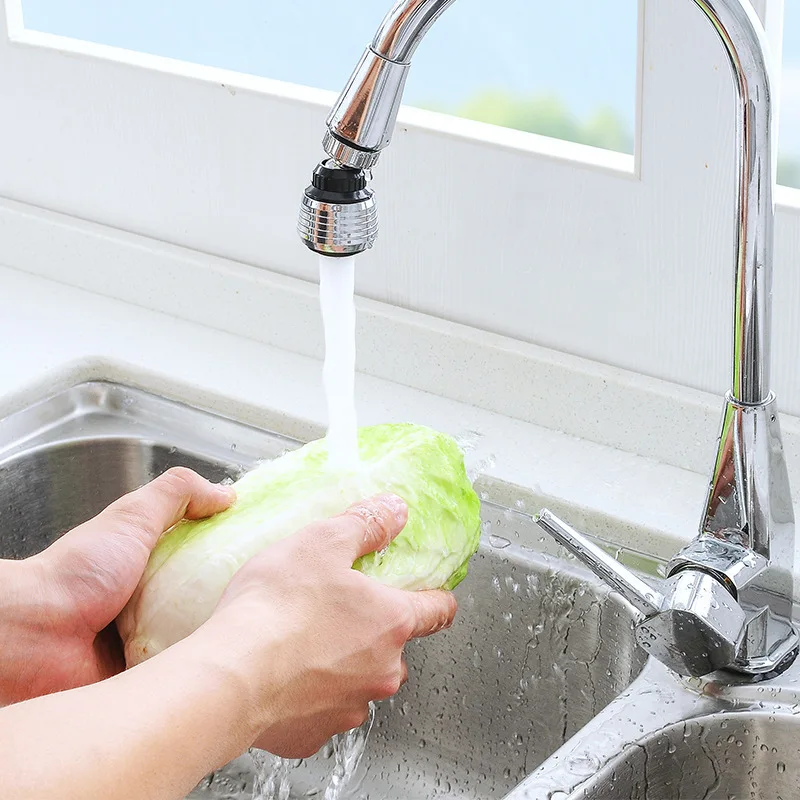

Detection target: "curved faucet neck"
[371, 0, 457, 63]
[696, 0, 776, 404]
[326, 0, 776, 405]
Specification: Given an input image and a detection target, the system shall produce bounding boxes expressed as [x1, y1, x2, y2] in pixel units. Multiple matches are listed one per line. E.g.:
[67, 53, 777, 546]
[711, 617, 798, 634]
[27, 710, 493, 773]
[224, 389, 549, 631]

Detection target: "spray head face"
[297, 159, 378, 257]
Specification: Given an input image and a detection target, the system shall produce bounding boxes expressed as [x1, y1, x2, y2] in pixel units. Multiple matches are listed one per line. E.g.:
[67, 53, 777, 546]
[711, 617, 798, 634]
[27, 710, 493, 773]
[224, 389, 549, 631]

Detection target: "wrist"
[179, 607, 282, 752]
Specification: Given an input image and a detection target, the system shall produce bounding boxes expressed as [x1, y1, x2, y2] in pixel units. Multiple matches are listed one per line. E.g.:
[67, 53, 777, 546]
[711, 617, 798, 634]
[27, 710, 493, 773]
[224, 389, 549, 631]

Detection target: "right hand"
[203, 495, 458, 759]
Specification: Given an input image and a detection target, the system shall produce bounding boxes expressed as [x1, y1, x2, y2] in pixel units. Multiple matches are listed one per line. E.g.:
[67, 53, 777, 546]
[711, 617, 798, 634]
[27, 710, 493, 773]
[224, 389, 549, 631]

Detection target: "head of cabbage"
[117, 424, 481, 667]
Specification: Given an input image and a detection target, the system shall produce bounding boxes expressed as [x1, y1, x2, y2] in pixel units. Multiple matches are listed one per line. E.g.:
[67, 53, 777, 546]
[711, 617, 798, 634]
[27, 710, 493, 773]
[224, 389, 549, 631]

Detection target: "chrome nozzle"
[297, 159, 378, 257]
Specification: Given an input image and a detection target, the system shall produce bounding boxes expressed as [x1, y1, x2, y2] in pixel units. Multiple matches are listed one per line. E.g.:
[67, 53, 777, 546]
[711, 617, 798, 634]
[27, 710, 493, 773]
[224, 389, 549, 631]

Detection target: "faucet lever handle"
[535, 510, 664, 617]
[536, 509, 748, 677]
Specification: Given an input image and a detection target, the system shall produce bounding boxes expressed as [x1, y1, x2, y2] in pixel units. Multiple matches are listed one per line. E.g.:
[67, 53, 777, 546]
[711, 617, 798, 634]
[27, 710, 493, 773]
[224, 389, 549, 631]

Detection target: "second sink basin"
[0, 382, 646, 799]
[570, 712, 800, 800]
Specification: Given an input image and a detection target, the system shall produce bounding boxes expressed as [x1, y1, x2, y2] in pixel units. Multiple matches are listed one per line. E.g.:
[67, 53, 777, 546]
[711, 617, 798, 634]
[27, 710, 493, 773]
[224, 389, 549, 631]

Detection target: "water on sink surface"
[187, 543, 644, 800]
[570, 712, 800, 800]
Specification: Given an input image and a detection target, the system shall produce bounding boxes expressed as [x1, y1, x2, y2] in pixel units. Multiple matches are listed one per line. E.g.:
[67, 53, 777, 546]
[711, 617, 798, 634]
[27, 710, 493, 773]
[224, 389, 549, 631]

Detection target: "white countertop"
[0, 263, 708, 565]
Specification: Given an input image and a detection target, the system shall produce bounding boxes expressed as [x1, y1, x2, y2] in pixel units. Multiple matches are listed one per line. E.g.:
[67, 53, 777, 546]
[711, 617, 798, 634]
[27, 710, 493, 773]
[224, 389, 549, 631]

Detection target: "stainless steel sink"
[193, 542, 644, 800]
[570, 712, 800, 800]
[512, 639, 800, 800]
[0, 382, 290, 560]
[0, 382, 647, 799]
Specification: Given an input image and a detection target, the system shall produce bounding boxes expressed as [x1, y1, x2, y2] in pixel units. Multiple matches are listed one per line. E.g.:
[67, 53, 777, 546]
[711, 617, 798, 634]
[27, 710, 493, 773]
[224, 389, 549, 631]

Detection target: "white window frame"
[2, 0, 800, 413]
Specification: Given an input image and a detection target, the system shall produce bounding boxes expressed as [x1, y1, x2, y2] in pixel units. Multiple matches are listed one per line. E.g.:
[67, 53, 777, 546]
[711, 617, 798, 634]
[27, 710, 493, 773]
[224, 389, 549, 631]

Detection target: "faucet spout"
[371, 0, 457, 63]
[322, 0, 457, 169]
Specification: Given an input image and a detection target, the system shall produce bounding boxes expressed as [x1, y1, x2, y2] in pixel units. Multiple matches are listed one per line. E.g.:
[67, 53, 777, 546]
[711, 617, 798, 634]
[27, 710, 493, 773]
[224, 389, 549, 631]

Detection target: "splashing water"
[249, 750, 291, 800]
[319, 256, 359, 469]
[324, 703, 376, 800]
[249, 704, 375, 800]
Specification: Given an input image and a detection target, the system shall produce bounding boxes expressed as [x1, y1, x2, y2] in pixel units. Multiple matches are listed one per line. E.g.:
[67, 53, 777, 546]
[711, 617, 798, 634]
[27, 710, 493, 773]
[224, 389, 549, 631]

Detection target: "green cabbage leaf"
[118, 424, 481, 666]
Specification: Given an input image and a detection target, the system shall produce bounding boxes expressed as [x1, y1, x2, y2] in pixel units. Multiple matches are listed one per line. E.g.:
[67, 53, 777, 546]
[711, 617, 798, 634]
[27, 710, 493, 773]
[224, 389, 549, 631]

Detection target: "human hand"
[0, 467, 235, 704]
[200, 495, 458, 758]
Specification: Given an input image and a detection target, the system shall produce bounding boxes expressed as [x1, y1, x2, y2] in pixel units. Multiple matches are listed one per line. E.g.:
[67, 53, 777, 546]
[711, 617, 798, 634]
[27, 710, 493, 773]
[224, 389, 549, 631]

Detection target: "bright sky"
[780, 3, 800, 159]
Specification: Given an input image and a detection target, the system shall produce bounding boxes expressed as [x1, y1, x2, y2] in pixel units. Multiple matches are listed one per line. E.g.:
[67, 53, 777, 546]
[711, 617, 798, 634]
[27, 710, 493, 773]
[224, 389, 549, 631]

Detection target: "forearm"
[0, 622, 261, 800]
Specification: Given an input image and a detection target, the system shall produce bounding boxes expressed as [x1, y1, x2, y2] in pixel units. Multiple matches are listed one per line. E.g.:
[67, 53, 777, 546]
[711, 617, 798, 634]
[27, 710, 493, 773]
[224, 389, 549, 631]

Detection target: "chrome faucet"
[297, 0, 798, 679]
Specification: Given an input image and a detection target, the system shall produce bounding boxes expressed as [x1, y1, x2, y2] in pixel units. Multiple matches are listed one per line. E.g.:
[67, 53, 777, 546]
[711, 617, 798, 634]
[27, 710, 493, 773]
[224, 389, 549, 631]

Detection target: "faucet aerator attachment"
[298, 159, 378, 257]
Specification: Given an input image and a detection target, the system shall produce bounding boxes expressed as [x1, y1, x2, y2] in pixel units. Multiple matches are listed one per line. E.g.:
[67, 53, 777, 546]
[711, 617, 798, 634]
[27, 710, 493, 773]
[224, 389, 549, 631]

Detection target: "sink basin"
[0, 382, 646, 799]
[570, 712, 800, 800]
[0, 383, 288, 559]
[193, 542, 644, 800]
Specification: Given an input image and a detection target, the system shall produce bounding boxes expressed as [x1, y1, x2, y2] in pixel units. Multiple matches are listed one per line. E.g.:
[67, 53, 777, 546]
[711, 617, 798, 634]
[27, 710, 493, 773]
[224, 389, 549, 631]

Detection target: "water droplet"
[489, 535, 511, 549]
[567, 754, 601, 776]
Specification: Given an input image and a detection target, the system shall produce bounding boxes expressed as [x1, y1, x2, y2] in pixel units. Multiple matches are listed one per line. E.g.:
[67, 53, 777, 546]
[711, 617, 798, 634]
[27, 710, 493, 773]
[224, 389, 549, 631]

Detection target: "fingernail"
[380, 494, 407, 525]
[217, 484, 237, 502]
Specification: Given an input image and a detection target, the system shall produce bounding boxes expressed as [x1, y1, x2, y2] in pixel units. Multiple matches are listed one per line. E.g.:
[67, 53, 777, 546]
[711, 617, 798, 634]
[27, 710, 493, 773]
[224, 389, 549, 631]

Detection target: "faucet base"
[727, 642, 799, 681]
[732, 628, 800, 678]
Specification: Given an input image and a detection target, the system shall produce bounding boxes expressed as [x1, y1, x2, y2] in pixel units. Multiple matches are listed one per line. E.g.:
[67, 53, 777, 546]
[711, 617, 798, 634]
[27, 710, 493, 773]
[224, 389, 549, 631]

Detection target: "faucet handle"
[535, 510, 664, 616]
[536, 510, 746, 677]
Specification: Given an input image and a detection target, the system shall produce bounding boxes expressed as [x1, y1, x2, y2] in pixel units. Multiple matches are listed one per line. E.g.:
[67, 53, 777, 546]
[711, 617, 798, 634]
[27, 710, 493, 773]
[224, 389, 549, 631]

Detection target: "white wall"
[1, 0, 800, 416]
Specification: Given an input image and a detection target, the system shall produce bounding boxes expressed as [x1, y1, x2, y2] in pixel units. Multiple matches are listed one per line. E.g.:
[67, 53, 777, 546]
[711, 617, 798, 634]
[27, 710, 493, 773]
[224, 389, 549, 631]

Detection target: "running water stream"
[249, 703, 374, 800]
[318, 255, 359, 469]
[250, 255, 368, 799]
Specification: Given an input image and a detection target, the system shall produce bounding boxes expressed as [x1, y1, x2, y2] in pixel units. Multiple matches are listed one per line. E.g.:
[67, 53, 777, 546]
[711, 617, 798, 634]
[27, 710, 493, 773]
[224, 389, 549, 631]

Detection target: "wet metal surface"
[507, 619, 800, 799]
[190, 544, 644, 799]
[570, 712, 800, 800]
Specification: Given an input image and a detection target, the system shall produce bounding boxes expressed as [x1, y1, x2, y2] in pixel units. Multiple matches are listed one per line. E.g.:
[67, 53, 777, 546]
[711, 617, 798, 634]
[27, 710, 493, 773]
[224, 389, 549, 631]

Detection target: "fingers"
[405, 590, 458, 640]
[102, 467, 236, 551]
[312, 495, 408, 563]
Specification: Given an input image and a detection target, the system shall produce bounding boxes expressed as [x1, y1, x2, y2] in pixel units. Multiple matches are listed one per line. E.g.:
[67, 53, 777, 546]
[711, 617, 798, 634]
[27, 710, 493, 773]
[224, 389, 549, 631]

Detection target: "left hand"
[0, 467, 235, 705]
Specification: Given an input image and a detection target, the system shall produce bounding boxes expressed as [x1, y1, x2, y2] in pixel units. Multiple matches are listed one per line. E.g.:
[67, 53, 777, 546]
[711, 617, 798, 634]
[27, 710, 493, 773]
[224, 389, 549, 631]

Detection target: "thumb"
[102, 467, 237, 551]
[304, 494, 409, 565]
[52, 467, 236, 559]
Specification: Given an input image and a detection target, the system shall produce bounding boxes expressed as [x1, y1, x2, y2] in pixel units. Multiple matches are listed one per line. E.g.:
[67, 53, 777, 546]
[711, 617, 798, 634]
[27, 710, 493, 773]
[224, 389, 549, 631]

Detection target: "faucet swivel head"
[636, 570, 746, 677]
[298, 159, 378, 257]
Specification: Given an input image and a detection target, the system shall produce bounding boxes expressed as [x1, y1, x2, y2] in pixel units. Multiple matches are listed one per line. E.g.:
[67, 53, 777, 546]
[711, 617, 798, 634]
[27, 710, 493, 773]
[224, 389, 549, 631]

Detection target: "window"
[780, 1, 800, 188]
[20, 0, 638, 155]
